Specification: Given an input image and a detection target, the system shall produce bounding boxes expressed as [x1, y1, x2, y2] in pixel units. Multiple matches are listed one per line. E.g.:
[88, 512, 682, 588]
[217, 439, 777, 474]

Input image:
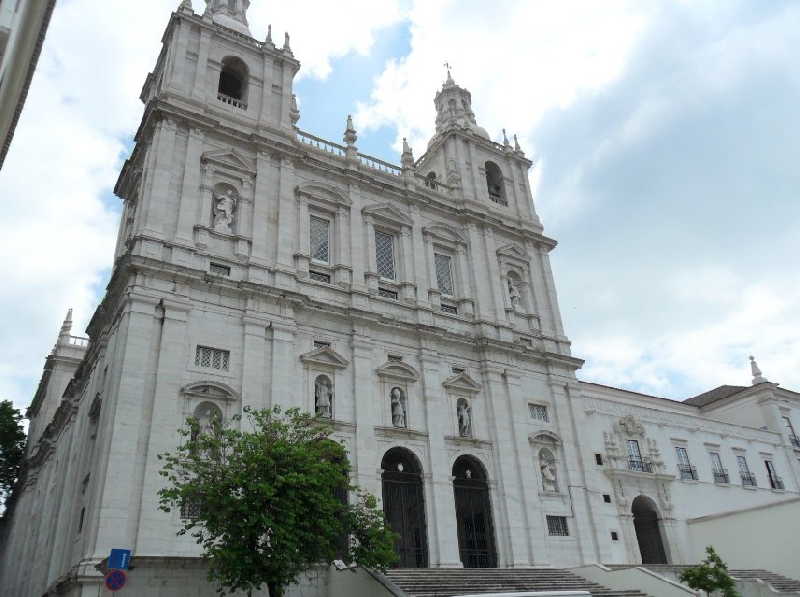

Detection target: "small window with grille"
[378, 288, 398, 300]
[209, 262, 230, 276]
[529, 403, 548, 422]
[195, 346, 230, 371]
[387, 355, 403, 362]
[440, 304, 458, 315]
[375, 230, 396, 281]
[310, 215, 330, 263]
[434, 253, 455, 297]
[180, 499, 200, 520]
[546, 515, 569, 536]
[309, 271, 331, 284]
[313, 340, 330, 349]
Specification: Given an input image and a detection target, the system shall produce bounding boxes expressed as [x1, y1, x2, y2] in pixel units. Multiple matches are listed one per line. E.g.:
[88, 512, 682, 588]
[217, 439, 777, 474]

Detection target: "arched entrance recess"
[381, 448, 429, 567]
[631, 495, 668, 564]
[452, 455, 497, 568]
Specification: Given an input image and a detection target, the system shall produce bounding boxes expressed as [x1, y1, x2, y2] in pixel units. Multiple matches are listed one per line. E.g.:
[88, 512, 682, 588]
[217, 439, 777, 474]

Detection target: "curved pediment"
[422, 223, 467, 245]
[529, 430, 562, 446]
[201, 148, 255, 174]
[376, 361, 420, 382]
[362, 202, 414, 227]
[299, 345, 350, 369]
[442, 371, 482, 394]
[295, 182, 351, 207]
[182, 381, 239, 401]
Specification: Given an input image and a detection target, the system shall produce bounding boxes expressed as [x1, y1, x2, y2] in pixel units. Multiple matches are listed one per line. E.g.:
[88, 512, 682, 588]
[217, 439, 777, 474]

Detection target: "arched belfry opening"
[631, 495, 668, 564]
[452, 455, 497, 568]
[218, 56, 248, 102]
[381, 448, 429, 568]
[484, 161, 506, 205]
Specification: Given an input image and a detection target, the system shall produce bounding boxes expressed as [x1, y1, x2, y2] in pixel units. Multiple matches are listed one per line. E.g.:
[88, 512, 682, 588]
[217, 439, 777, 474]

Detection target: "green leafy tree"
[0, 399, 26, 507]
[679, 546, 741, 597]
[158, 406, 398, 597]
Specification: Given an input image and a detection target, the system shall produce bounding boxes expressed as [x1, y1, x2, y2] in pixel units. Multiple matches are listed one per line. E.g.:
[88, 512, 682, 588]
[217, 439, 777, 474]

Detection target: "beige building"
[0, 0, 57, 169]
[1, 2, 799, 595]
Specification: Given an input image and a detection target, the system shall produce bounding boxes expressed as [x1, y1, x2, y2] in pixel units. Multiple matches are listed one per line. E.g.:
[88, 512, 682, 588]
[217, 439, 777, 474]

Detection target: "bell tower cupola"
[431, 67, 491, 146]
[204, 0, 252, 37]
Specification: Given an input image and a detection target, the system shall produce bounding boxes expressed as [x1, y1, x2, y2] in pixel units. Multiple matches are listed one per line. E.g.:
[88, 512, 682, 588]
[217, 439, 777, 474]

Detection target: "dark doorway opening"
[381, 448, 429, 568]
[631, 495, 668, 564]
[452, 455, 497, 568]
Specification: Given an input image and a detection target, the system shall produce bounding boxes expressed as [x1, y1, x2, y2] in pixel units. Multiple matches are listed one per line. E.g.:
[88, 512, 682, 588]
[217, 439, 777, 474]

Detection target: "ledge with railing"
[740, 472, 758, 487]
[789, 434, 800, 449]
[678, 464, 698, 481]
[712, 468, 729, 484]
[769, 475, 785, 490]
[217, 92, 247, 110]
[68, 335, 89, 348]
[628, 457, 654, 473]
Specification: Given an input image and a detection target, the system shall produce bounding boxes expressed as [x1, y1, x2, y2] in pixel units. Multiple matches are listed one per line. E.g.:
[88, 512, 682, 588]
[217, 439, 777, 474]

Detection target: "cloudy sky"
[1, 0, 799, 414]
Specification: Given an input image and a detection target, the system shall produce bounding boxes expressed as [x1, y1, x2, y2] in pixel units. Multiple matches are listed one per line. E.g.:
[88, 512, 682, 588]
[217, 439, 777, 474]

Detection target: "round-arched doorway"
[631, 495, 668, 564]
[381, 448, 429, 567]
[452, 455, 497, 568]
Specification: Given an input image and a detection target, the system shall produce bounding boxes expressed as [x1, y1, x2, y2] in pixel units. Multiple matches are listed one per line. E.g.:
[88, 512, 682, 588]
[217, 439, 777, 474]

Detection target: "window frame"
[434, 252, 455, 297]
[374, 229, 397, 282]
[309, 214, 331, 265]
[546, 515, 569, 537]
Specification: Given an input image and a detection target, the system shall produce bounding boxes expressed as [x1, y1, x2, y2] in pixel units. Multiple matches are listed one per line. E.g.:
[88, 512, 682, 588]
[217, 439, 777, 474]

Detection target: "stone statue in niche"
[508, 279, 521, 310]
[457, 399, 471, 437]
[314, 376, 332, 418]
[213, 189, 237, 232]
[391, 387, 406, 428]
[540, 455, 558, 492]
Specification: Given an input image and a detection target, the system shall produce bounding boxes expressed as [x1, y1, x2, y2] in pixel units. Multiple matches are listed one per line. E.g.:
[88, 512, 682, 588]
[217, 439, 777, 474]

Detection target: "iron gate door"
[633, 510, 667, 564]
[382, 451, 429, 568]
[453, 459, 497, 568]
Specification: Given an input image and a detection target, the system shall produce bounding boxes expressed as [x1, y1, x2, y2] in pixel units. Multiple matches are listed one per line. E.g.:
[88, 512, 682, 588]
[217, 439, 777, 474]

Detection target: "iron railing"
[769, 475, 785, 490]
[628, 457, 654, 473]
[789, 434, 800, 449]
[678, 464, 698, 480]
[740, 472, 757, 487]
[712, 469, 730, 484]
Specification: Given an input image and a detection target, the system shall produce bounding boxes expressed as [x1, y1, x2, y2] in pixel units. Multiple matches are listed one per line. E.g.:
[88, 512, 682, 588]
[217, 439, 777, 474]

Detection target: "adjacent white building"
[1, 2, 798, 595]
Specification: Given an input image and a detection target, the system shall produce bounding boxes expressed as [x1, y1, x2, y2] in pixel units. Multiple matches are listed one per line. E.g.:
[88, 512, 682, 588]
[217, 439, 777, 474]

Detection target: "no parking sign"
[104, 569, 127, 592]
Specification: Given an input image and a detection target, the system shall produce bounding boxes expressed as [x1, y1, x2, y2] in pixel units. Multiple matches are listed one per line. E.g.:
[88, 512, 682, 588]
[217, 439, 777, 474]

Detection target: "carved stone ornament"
[614, 414, 645, 438]
[213, 189, 238, 232]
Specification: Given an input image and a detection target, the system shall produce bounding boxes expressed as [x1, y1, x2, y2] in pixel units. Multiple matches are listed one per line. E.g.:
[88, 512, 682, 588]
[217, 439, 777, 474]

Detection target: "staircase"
[383, 568, 652, 597]
[730, 569, 800, 593]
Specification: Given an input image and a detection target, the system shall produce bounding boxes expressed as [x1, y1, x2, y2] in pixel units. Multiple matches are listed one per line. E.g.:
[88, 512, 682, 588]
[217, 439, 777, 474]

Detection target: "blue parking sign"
[108, 548, 131, 570]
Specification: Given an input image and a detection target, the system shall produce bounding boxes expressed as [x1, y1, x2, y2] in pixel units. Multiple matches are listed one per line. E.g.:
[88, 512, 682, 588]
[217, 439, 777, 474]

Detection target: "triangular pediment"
[442, 371, 482, 393]
[376, 361, 420, 382]
[295, 182, 351, 207]
[201, 148, 255, 174]
[496, 243, 528, 262]
[362, 203, 414, 227]
[299, 346, 350, 369]
[182, 381, 238, 401]
[422, 223, 467, 245]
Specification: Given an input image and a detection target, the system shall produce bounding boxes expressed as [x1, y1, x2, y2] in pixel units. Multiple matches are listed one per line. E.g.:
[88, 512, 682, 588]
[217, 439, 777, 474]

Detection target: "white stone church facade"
[2, 2, 799, 595]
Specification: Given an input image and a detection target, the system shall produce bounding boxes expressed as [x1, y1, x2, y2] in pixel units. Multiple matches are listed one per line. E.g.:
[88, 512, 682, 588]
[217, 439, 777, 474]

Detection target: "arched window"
[217, 56, 249, 105]
[485, 161, 506, 205]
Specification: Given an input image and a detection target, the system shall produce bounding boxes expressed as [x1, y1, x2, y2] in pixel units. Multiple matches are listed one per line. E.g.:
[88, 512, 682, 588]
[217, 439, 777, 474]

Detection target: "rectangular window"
[595, 454, 603, 466]
[710, 452, 728, 484]
[737, 455, 757, 486]
[313, 340, 330, 349]
[309, 271, 331, 284]
[765, 460, 784, 489]
[783, 417, 800, 448]
[528, 404, 548, 422]
[434, 253, 455, 297]
[209, 262, 230, 276]
[440, 304, 458, 315]
[310, 215, 330, 263]
[387, 355, 403, 362]
[546, 515, 569, 536]
[378, 288, 398, 300]
[675, 447, 697, 480]
[180, 499, 200, 520]
[375, 230, 396, 280]
[627, 440, 652, 473]
[195, 346, 229, 371]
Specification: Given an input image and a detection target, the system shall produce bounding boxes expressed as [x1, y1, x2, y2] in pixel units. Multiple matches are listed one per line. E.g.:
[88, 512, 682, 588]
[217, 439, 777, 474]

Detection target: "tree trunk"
[267, 581, 283, 597]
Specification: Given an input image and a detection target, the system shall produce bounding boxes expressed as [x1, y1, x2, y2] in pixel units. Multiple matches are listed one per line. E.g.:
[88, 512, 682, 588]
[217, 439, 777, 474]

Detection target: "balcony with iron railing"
[769, 475, 785, 490]
[712, 468, 730, 484]
[628, 457, 654, 473]
[740, 472, 757, 487]
[678, 464, 698, 481]
[788, 434, 800, 449]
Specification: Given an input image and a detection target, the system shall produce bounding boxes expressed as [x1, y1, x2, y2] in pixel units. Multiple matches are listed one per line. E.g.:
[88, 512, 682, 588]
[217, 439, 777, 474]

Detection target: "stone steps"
[383, 568, 652, 597]
[730, 569, 800, 593]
